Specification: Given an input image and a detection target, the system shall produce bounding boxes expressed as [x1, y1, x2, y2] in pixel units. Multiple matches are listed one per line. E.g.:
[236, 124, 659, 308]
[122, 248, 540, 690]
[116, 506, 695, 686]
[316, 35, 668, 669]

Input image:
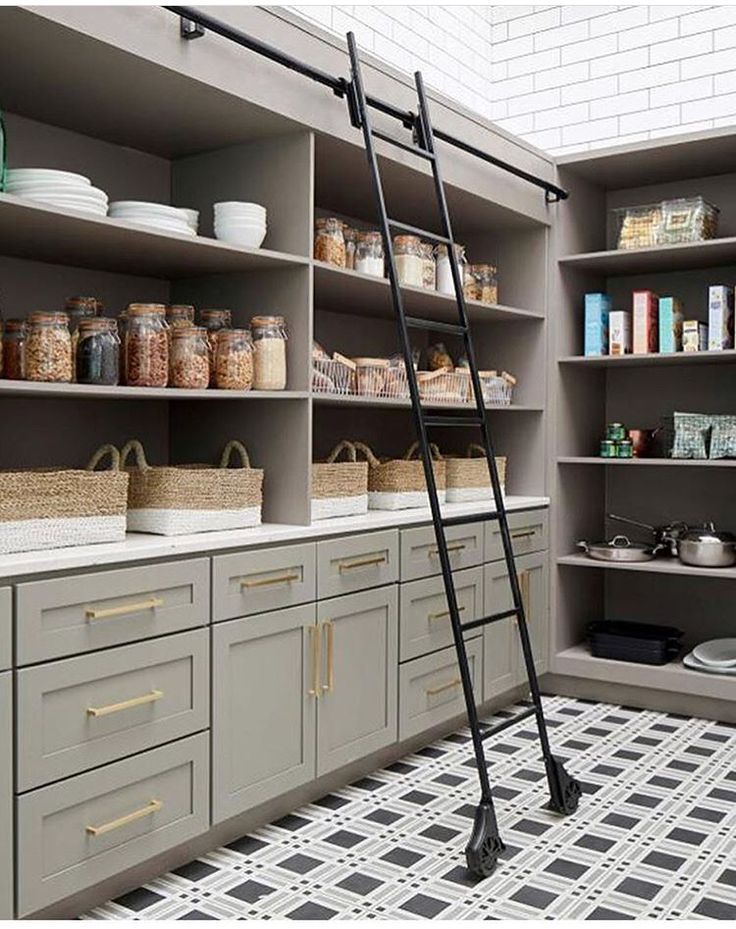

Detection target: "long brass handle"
[426, 677, 462, 697]
[241, 572, 300, 589]
[428, 606, 466, 622]
[86, 799, 162, 837]
[308, 624, 321, 697]
[511, 530, 536, 540]
[87, 689, 163, 719]
[85, 597, 163, 621]
[321, 620, 335, 693]
[337, 554, 387, 572]
[520, 569, 531, 616]
[428, 543, 467, 556]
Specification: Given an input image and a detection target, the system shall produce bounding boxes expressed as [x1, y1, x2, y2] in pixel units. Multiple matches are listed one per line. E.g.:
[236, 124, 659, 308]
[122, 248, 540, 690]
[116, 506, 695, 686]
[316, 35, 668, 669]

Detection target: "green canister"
[600, 439, 617, 458]
[617, 439, 634, 458]
[606, 422, 627, 442]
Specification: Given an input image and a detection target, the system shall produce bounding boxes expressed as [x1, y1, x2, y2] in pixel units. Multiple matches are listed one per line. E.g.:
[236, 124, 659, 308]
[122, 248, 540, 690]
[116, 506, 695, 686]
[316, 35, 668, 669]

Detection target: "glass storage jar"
[355, 231, 384, 277]
[435, 243, 468, 295]
[314, 217, 346, 267]
[393, 234, 423, 287]
[124, 303, 169, 387]
[166, 304, 195, 331]
[467, 264, 498, 304]
[201, 308, 233, 386]
[420, 242, 436, 290]
[76, 318, 120, 386]
[251, 315, 287, 390]
[26, 311, 73, 383]
[170, 325, 209, 389]
[343, 225, 357, 271]
[65, 296, 99, 382]
[215, 328, 254, 390]
[1, 319, 25, 380]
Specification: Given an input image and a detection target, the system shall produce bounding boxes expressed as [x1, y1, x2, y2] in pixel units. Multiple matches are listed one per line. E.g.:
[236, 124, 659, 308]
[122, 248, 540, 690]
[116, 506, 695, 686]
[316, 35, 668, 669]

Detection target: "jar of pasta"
[314, 217, 346, 267]
[200, 308, 233, 387]
[76, 318, 120, 386]
[393, 234, 423, 287]
[1, 319, 26, 380]
[125, 303, 169, 387]
[355, 231, 384, 277]
[26, 311, 73, 383]
[215, 328, 253, 390]
[170, 325, 209, 389]
[251, 315, 287, 390]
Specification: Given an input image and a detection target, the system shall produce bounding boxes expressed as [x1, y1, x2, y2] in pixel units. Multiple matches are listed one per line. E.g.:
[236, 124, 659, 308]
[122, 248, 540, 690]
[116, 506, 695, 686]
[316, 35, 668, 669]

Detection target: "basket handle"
[219, 440, 252, 469]
[353, 441, 380, 467]
[86, 444, 121, 472]
[467, 443, 487, 459]
[405, 441, 443, 461]
[120, 439, 150, 471]
[326, 440, 357, 463]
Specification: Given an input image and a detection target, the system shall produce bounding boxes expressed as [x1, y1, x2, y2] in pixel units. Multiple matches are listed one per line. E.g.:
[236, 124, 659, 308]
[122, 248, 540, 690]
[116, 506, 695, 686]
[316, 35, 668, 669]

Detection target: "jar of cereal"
[26, 312, 73, 383]
[215, 328, 254, 390]
[251, 315, 287, 390]
[124, 303, 169, 387]
[314, 217, 346, 267]
[393, 234, 423, 287]
[200, 308, 233, 386]
[467, 264, 498, 305]
[169, 325, 209, 389]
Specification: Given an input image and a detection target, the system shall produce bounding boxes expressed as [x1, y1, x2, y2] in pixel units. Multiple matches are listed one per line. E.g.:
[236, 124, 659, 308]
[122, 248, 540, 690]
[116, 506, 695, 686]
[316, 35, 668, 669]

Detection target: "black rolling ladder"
[344, 34, 581, 877]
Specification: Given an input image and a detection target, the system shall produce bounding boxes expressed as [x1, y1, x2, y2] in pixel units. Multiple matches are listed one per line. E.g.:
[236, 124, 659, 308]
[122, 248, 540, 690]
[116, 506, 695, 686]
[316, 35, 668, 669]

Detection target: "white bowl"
[214, 200, 266, 214]
[215, 219, 267, 231]
[7, 168, 91, 186]
[179, 208, 199, 231]
[215, 225, 267, 248]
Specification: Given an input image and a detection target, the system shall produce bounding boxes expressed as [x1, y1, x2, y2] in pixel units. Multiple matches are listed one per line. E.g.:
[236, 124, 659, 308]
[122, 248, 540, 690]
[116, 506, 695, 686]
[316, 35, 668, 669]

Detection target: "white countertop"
[0, 496, 549, 580]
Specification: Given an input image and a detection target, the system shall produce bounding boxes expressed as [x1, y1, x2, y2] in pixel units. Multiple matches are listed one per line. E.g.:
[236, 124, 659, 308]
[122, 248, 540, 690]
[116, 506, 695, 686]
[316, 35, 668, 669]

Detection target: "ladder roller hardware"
[345, 31, 580, 879]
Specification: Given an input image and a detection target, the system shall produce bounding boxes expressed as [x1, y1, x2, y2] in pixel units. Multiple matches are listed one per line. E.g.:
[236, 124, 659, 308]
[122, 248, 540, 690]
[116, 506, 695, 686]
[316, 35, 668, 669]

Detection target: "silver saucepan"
[678, 523, 736, 568]
[577, 535, 659, 563]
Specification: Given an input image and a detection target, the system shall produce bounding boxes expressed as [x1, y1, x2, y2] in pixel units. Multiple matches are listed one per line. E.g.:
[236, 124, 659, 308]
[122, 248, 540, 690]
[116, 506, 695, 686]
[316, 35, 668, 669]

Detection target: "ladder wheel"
[465, 802, 505, 878]
[547, 757, 582, 815]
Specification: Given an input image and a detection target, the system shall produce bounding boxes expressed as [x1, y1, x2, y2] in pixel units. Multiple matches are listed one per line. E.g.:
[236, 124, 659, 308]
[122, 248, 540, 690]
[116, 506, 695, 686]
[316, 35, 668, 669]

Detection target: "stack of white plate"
[6, 168, 108, 217]
[108, 201, 197, 236]
[214, 201, 267, 248]
[683, 638, 736, 675]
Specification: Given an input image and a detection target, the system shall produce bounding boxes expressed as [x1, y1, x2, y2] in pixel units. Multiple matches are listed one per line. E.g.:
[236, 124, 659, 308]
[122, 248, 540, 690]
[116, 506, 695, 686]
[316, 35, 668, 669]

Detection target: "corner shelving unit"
[551, 129, 736, 718]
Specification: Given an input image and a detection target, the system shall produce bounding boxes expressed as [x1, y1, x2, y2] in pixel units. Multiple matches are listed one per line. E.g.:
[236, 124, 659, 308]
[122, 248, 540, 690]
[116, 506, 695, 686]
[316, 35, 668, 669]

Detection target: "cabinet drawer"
[317, 530, 398, 599]
[485, 509, 548, 563]
[0, 588, 10, 671]
[16, 559, 209, 665]
[400, 566, 483, 662]
[16, 733, 209, 917]
[213, 543, 316, 621]
[399, 639, 482, 741]
[17, 629, 209, 792]
[400, 523, 483, 581]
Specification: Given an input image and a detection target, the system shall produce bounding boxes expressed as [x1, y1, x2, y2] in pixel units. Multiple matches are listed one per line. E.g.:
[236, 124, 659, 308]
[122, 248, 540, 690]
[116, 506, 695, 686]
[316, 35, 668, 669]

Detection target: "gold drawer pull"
[428, 543, 467, 556]
[87, 689, 164, 719]
[511, 530, 536, 540]
[86, 799, 162, 837]
[337, 554, 387, 572]
[428, 606, 465, 622]
[308, 624, 321, 697]
[426, 677, 462, 697]
[322, 620, 335, 693]
[85, 597, 163, 621]
[241, 572, 300, 589]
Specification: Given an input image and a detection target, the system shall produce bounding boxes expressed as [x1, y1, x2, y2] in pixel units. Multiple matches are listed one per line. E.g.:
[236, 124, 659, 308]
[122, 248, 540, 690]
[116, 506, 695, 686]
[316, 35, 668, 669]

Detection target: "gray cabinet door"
[485, 509, 548, 563]
[400, 523, 483, 581]
[0, 589, 10, 672]
[317, 530, 398, 600]
[212, 604, 317, 822]
[316, 587, 398, 777]
[0, 673, 12, 920]
[514, 552, 549, 683]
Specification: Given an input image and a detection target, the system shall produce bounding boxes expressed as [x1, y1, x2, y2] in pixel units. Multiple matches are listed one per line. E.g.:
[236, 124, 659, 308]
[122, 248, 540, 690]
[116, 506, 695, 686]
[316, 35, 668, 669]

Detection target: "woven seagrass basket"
[354, 441, 446, 510]
[445, 443, 507, 503]
[311, 440, 369, 521]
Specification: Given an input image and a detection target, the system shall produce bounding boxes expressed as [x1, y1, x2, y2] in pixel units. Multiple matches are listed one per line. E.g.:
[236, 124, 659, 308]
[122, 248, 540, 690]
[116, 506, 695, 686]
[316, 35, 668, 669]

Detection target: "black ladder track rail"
[345, 33, 581, 879]
[163, 4, 569, 203]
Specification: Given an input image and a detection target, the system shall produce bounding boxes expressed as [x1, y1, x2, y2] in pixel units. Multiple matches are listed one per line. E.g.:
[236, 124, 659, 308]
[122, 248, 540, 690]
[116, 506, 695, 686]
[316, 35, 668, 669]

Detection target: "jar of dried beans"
[314, 217, 346, 267]
[200, 308, 233, 386]
[76, 317, 120, 386]
[393, 235, 423, 287]
[355, 231, 384, 277]
[124, 303, 169, 387]
[420, 242, 436, 290]
[65, 296, 99, 381]
[215, 328, 253, 390]
[251, 315, 287, 390]
[26, 311, 73, 383]
[1, 319, 25, 380]
[170, 325, 209, 389]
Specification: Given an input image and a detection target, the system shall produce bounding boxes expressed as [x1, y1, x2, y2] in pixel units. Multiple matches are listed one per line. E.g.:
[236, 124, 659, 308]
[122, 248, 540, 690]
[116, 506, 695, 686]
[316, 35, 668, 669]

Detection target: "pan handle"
[608, 513, 656, 533]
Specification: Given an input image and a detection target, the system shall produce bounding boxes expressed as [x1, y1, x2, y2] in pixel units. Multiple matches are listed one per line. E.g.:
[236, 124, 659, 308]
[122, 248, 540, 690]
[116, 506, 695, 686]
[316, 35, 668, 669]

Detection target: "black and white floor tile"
[84, 696, 736, 920]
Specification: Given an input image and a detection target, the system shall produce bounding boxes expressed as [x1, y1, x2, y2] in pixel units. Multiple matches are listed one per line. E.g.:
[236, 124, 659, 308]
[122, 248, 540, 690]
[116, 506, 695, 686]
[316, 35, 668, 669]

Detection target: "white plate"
[115, 216, 196, 236]
[683, 651, 736, 675]
[691, 638, 736, 668]
[7, 168, 91, 186]
[29, 198, 107, 216]
[109, 201, 189, 220]
[10, 184, 108, 204]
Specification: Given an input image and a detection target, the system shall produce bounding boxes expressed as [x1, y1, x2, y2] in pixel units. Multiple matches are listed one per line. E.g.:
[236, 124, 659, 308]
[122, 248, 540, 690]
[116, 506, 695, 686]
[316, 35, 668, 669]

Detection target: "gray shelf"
[312, 393, 543, 412]
[559, 350, 736, 368]
[558, 457, 736, 468]
[559, 237, 736, 275]
[559, 552, 736, 580]
[0, 193, 308, 279]
[0, 381, 310, 402]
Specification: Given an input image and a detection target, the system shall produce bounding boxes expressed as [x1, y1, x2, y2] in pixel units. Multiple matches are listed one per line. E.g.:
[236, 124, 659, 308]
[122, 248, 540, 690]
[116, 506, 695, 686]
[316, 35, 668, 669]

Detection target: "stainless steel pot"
[608, 513, 689, 558]
[577, 535, 658, 563]
[677, 523, 736, 568]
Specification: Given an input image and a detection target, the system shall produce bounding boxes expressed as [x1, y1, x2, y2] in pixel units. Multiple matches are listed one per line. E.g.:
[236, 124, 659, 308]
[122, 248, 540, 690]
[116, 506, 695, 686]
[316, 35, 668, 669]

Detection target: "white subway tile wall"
[289, 5, 736, 153]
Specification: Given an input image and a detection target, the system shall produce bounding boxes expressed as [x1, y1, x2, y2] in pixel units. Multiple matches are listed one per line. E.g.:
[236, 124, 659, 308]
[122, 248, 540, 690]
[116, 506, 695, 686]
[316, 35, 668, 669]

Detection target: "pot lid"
[587, 535, 652, 551]
[683, 522, 736, 544]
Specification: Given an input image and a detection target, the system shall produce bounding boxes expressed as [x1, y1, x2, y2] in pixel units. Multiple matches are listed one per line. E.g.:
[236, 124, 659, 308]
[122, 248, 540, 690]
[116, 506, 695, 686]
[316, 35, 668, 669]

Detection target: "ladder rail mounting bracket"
[180, 15, 205, 39]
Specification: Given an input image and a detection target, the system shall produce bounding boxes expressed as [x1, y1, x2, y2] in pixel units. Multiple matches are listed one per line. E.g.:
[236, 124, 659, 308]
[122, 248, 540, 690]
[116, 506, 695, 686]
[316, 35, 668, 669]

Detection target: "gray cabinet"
[316, 586, 398, 777]
[212, 604, 317, 822]
[485, 509, 549, 563]
[0, 589, 10, 672]
[317, 530, 398, 599]
[0, 672, 12, 920]
[400, 523, 483, 581]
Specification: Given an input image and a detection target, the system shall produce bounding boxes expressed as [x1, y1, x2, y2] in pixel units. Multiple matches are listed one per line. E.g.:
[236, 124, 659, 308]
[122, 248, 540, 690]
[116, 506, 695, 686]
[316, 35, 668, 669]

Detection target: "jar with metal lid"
[355, 231, 384, 277]
[1, 319, 25, 380]
[343, 225, 357, 271]
[166, 304, 195, 330]
[26, 311, 73, 383]
[124, 303, 169, 387]
[201, 308, 233, 386]
[215, 328, 254, 390]
[170, 325, 209, 389]
[251, 315, 287, 390]
[435, 243, 467, 295]
[393, 234, 423, 287]
[76, 317, 120, 386]
[65, 296, 100, 381]
[468, 263, 498, 304]
[314, 217, 346, 267]
[420, 242, 436, 290]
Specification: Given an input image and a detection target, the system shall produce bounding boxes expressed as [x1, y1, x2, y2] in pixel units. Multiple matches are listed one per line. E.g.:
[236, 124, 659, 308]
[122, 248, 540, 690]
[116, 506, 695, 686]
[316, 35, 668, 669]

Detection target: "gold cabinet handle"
[85, 597, 163, 621]
[308, 624, 321, 697]
[511, 530, 536, 540]
[240, 572, 300, 589]
[428, 606, 465, 622]
[428, 543, 467, 556]
[337, 554, 387, 572]
[86, 799, 162, 837]
[321, 620, 335, 693]
[426, 677, 462, 697]
[519, 569, 531, 616]
[87, 689, 163, 719]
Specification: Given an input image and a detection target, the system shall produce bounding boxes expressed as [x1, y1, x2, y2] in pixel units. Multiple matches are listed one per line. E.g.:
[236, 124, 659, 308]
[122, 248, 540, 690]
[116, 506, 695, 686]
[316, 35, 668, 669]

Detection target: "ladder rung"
[461, 608, 518, 633]
[388, 219, 451, 246]
[424, 415, 483, 428]
[481, 707, 537, 741]
[372, 128, 435, 160]
[406, 316, 466, 335]
[441, 510, 501, 528]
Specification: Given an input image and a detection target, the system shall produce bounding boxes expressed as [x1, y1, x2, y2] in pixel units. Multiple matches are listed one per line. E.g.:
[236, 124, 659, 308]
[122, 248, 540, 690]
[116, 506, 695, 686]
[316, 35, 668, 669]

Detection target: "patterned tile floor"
[84, 695, 736, 920]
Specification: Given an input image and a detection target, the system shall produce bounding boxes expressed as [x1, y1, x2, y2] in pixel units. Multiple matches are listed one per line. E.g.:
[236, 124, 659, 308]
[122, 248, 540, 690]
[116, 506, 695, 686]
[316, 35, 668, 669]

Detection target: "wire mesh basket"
[479, 372, 513, 406]
[417, 369, 472, 405]
[312, 357, 355, 395]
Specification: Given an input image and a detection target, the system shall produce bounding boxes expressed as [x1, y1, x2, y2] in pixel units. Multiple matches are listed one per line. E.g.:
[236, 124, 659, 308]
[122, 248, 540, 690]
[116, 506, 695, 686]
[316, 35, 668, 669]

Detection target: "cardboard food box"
[658, 296, 684, 353]
[683, 320, 708, 352]
[707, 285, 734, 351]
[609, 310, 632, 356]
[584, 292, 611, 356]
[633, 290, 658, 354]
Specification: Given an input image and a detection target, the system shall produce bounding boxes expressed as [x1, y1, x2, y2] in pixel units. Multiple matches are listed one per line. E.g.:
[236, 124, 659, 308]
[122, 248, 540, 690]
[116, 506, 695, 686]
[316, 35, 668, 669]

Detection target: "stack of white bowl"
[214, 202, 267, 248]
[108, 201, 197, 236]
[6, 168, 108, 217]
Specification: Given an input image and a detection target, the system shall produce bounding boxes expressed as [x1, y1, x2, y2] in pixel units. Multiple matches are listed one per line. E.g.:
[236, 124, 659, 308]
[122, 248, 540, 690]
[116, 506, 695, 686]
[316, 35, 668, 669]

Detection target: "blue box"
[658, 296, 684, 353]
[584, 293, 611, 356]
